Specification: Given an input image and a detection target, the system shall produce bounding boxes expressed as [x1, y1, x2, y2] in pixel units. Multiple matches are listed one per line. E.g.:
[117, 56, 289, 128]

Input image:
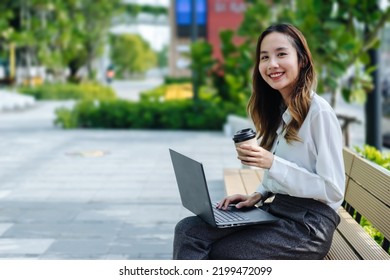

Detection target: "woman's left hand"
[236, 144, 274, 169]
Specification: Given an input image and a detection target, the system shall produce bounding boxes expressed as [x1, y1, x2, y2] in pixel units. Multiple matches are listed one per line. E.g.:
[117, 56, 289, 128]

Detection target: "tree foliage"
[188, 40, 214, 87]
[0, 0, 123, 82]
[109, 34, 157, 78]
[124, 3, 168, 17]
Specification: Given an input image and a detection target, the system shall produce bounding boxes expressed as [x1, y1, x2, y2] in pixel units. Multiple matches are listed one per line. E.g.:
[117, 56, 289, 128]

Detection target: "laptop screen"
[169, 149, 216, 226]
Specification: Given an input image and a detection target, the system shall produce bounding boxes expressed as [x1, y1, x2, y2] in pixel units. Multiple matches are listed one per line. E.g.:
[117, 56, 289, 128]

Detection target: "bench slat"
[254, 169, 264, 183]
[337, 208, 390, 260]
[223, 169, 246, 196]
[342, 147, 355, 174]
[326, 229, 360, 260]
[239, 169, 262, 194]
[349, 155, 390, 206]
[345, 180, 390, 240]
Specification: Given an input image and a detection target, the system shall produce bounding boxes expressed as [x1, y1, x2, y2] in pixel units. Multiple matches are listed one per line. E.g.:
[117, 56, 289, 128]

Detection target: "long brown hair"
[247, 23, 316, 151]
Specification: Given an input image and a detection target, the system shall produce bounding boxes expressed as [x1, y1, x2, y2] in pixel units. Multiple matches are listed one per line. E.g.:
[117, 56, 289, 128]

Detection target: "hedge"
[54, 98, 243, 130]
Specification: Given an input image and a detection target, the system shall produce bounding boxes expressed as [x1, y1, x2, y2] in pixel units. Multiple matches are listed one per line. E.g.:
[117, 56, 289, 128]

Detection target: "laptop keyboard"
[213, 207, 249, 223]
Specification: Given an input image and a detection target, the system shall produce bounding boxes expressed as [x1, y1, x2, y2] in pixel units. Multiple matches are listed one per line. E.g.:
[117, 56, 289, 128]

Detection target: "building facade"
[169, 0, 245, 77]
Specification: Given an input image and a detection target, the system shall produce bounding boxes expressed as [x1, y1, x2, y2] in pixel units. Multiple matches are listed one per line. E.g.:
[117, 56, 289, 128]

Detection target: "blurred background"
[1, 0, 390, 157]
[0, 0, 390, 260]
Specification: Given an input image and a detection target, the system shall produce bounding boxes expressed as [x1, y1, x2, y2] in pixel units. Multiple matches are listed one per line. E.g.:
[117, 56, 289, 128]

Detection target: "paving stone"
[0, 223, 13, 236]
[0, 238, 54, 255]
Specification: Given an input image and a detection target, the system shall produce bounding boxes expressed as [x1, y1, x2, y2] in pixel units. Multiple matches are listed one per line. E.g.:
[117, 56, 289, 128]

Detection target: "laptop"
[169, 149, 279, 228]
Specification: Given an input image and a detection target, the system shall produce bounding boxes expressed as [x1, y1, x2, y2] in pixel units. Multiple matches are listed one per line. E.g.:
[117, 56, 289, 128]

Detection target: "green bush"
[140, 83, 222, 104]
[360, 216, 385, 245]
[140, 84, 169, 102]
[163, 76, 192, 84]
[54, 98, 242, 130]
[18, 82, 116, 101]
[54, 108, 78, 129]
[355, 145, 390, 170]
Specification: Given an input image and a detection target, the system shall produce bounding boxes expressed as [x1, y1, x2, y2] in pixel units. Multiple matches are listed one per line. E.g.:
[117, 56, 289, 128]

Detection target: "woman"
[173, 23, 345, 260]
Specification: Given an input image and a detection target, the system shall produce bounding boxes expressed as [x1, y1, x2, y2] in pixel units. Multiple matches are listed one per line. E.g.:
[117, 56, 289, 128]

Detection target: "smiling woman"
[173, 23, 345, 260]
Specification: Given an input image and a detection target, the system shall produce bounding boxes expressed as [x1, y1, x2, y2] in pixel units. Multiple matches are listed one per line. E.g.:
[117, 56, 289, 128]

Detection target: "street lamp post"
[365, 48, 382, 150]
[191, 0, 198, 101]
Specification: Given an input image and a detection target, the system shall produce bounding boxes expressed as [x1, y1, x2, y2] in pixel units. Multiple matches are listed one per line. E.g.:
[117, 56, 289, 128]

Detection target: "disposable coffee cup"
[233, 128, 257, 156]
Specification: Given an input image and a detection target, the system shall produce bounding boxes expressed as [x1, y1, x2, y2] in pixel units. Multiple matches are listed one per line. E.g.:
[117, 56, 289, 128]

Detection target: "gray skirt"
[173, 194, 340, 260]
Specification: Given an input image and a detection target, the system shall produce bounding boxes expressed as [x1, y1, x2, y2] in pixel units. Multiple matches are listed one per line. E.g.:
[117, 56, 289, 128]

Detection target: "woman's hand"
[236, 144, 274, 169]
[216, 192, 262, 210]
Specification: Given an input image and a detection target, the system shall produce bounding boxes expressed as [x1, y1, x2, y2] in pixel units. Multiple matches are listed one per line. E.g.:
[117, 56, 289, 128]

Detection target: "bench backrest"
[343, 148, 390, 242]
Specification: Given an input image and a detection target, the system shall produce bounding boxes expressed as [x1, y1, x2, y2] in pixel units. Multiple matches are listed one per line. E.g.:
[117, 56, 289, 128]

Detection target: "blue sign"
[176, 0, 207, 25]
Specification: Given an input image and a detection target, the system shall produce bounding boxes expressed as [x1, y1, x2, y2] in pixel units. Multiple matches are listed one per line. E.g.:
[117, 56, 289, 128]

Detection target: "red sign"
[207, 0, 246, 61]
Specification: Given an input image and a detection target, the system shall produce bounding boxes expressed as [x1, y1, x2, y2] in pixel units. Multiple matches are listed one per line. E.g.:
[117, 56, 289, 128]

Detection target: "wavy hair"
[247, 23, 316, 151]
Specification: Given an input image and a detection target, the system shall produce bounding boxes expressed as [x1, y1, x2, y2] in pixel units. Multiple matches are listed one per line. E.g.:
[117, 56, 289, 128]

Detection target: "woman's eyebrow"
[260, 47, 289, 54]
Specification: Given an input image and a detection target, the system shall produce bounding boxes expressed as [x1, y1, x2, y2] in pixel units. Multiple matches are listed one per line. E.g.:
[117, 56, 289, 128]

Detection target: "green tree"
[50, 0, 123, 81]
[109, 34, 157, 78]
[157, 45, 169, 69]
[188, 40, 214, 88]
[0, 0, 123, 83]
[214, 30, 253, 104]
[74, 0, 123, 79]
[0, 0, 63, 83]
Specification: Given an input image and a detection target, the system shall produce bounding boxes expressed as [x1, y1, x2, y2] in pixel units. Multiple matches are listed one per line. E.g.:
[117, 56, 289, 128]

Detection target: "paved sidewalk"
[0, 100, 240, 259]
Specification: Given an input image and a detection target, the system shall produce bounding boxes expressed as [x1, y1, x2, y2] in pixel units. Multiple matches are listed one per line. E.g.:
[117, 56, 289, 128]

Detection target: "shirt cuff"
[268, 155, 289, 182]
[256, 183, 269, 200]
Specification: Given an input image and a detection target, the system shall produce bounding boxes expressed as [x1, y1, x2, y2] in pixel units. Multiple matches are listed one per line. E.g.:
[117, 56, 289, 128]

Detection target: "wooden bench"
[223, 147, 390, 260]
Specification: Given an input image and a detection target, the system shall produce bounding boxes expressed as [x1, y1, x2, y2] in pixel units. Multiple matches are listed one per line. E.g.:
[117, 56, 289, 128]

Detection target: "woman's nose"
[268, 57, 279, 69]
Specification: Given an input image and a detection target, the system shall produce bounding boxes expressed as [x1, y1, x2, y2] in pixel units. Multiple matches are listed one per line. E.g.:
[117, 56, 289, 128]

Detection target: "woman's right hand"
[216, 192, 262, 210]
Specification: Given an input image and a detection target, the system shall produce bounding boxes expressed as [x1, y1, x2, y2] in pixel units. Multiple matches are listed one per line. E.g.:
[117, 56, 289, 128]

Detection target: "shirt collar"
[282, 108, 292, 125]
[276, 107, 292, 135]
[278, 91, 315, 134]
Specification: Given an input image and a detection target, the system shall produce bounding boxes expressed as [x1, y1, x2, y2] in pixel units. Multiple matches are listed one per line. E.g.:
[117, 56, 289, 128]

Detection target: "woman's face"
[258, 32, 299, 100]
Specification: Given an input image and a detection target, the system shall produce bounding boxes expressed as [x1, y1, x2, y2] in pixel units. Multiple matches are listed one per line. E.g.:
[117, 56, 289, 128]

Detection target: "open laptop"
[169, 149, 279, 228]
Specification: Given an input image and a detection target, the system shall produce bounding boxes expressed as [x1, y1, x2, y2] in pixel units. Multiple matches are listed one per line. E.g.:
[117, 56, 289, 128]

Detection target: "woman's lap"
[173, 195, 338, 260]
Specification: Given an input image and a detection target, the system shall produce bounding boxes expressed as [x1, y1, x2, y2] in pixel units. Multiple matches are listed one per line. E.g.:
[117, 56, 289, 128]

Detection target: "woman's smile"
[269, 72, 285, 80]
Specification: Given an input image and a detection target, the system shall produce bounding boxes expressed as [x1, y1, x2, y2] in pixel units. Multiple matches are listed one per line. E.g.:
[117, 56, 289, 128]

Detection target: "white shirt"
[257, 93, 345, 211]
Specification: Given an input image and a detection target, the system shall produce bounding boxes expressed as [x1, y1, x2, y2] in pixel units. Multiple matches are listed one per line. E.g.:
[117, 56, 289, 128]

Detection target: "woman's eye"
[278, 52, 287, 57]
[260, 56, 268, 61]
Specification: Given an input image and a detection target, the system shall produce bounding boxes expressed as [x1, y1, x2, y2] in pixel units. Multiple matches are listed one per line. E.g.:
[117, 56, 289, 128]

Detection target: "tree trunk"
[25, 48, 33, 86]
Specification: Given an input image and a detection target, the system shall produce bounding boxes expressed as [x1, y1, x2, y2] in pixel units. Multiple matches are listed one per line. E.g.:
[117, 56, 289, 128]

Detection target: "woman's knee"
[174, 216, 204, 235]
